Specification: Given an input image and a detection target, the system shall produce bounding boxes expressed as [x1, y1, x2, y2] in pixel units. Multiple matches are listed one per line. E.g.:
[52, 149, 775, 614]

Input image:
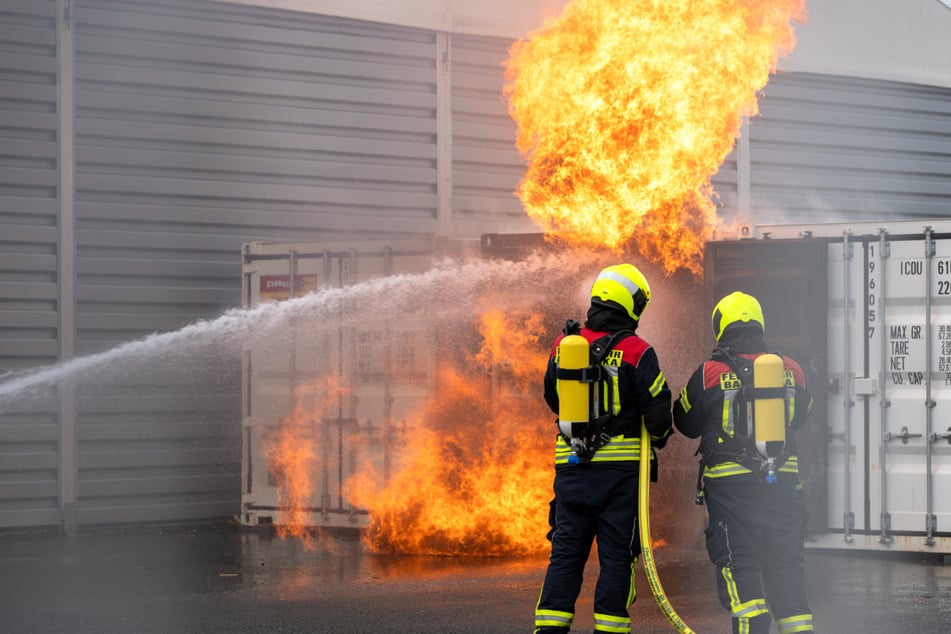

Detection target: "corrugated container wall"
[0, 0, 950, 532]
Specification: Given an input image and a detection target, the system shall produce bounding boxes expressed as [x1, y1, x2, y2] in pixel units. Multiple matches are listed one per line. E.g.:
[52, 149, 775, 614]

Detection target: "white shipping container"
[239, 237, 480, 529]
[708, 220, 951, 554]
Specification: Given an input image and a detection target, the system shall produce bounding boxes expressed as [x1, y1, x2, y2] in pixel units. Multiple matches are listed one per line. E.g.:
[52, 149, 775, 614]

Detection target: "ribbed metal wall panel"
[74, 0, 440, 256]
[449, 33, 532, 234]
[66, 0, 445, 526]
[0, 0, 61, 528]
[748, 72, 951, 223]
[0, 1, 60, 368]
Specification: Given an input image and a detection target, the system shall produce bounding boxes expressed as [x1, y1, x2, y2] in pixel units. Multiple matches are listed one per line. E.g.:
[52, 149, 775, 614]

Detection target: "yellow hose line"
[639, 424, 695, 633]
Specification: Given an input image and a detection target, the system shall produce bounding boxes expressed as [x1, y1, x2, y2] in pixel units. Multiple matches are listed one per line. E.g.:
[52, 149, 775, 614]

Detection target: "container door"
[867, 231, 951, 543]
[239, 238, 459, 528]
[825, 235, 869, 539]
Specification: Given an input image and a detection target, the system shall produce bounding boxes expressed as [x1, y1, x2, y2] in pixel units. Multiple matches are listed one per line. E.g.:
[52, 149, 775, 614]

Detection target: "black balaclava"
[585, 299, 638, 333]
[717, 323, 767, 355]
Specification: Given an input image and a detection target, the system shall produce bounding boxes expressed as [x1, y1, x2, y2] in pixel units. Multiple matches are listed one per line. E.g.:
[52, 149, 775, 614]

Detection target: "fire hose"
[638, 422, 695, 633]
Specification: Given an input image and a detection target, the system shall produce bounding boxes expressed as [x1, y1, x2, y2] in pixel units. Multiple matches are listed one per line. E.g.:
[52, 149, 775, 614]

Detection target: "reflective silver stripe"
[649, 370, 665, 397]
[597, 269, 640, 297]
[593, 611, 631, 633]
[732, 597, 768, 619]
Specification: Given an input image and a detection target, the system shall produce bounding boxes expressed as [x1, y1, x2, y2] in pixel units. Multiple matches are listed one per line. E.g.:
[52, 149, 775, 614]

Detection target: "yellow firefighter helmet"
[711, 291, 765, 341]
[590, 264, 651, 322]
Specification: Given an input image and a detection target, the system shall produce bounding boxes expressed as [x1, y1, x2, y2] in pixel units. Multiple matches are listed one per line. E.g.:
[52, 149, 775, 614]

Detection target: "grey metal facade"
[0, 0, 949, 531]
[748, 72, 951, 223]
[0, 0, 62, 528]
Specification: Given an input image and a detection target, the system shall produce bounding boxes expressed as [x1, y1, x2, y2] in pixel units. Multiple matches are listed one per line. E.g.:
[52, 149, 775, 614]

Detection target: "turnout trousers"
[703, 478, 814, 634]
[534, 465, 640, 634]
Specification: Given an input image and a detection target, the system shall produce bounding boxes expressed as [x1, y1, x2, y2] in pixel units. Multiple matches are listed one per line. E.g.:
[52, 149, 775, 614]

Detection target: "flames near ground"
[263, 0, 806, 555]
[347, 309, 553, 555]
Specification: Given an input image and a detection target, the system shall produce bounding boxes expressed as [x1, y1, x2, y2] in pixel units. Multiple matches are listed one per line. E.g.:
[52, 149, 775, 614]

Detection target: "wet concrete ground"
[0, 521, 949, 634]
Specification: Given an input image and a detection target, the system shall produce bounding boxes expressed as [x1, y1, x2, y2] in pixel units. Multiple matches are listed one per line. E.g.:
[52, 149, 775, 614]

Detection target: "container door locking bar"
[842, 231, 855, 543]
[883, 426, 922, 444]
[930, 427, 951, 445]
[877, 228, 892, 545]
[924, 227, 936, 546]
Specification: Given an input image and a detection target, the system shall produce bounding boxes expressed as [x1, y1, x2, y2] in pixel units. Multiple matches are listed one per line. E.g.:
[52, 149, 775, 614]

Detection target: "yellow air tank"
[753, 353, 786, 483]
[557, 334, 590, 443]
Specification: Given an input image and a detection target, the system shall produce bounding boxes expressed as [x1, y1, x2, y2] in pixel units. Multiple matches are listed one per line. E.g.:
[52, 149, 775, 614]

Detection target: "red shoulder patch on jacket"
[703, 360, 731, 389]
[609, 334, 650, 366]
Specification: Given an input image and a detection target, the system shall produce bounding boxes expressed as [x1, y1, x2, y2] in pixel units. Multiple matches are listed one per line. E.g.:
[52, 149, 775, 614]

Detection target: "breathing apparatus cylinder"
[557, 334, 590, 465]
[753, 353, 786, 483]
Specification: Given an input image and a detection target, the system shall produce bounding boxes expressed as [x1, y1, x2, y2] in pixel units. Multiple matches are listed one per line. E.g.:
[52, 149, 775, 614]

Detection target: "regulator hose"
[638, 423, 695, 633]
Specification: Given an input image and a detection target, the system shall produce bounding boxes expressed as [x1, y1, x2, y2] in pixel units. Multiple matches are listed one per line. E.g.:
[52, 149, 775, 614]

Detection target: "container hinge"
[925, 228, 936, 257]
[843, 511, 854, 542]
[879, 512, 892, 545]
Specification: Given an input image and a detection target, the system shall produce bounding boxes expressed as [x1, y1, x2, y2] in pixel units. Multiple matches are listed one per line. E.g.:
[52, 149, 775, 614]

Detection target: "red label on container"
[259, 274, 318, 301]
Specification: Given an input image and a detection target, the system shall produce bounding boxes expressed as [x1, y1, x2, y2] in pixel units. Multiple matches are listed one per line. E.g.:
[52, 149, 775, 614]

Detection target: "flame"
[266, 307, 674, 557]
[344, 308, 554, 556]
[503, 0, 806, 275]
[264, 375, 349, 548]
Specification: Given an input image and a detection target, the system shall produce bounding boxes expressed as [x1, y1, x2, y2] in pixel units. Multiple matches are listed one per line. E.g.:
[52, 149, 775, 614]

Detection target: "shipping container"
[707, 219, 951, 554]
[239, 236, 481, 529]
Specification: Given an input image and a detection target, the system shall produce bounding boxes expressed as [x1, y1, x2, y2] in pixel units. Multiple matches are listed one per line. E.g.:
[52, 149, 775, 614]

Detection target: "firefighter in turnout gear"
[672, 291, 815, 634]
[535, 264, 673, 634]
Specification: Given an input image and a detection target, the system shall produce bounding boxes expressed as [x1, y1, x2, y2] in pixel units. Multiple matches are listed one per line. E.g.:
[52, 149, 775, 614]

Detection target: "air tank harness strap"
[555, 365, 605, 383]
[693, 347, 791, 503]
[694, 443, 794, 505]
[555, 323, 635, 463]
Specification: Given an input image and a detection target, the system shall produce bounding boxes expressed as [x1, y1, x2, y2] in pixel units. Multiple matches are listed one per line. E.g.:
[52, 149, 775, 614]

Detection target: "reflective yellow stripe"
[610, 374, 621, 415]
[649, 370, 665, 397]
[554, 435, 646, 464]
[704, 462, 753, 477]
[534, 608, 573, 629]
[779, 455, 799, 474]
[593, 611, 631, 633]
[677, 386, 691, 412]
[721, 394, 735, 438]
[626, 557, 637, 607]
[723, 567, 768, 622]
[776, 613, 814, 633]
[704, 456, 800, 478]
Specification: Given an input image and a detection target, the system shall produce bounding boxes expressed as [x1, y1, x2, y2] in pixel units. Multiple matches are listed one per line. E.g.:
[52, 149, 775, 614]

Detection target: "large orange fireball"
[503, 0, 806, 274]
